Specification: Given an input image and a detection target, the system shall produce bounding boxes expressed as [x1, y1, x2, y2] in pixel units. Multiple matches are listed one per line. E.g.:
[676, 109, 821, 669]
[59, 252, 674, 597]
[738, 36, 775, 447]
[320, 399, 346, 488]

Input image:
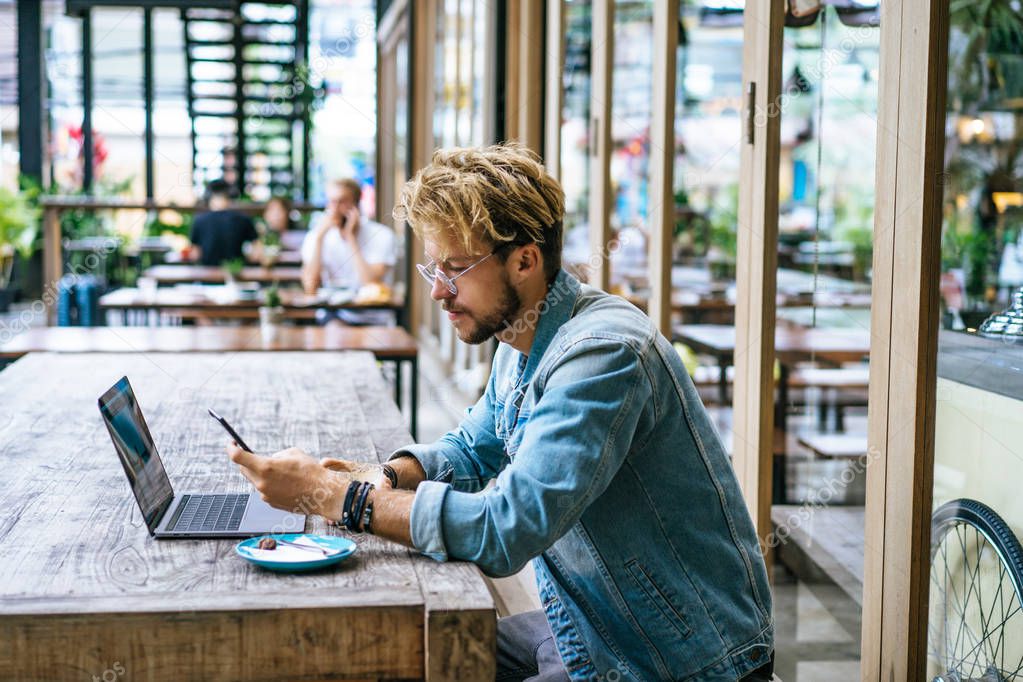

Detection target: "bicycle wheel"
[929, 498, 1023, 681]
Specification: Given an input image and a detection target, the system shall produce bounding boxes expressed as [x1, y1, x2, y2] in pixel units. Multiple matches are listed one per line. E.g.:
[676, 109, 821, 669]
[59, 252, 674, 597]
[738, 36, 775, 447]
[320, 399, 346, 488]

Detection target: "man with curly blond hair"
[229, 143, 774, 681]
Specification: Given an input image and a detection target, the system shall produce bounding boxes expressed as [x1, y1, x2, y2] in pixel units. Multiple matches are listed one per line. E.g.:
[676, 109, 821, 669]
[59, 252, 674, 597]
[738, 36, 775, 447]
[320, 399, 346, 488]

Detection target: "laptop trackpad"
[243, 495, 306, 534]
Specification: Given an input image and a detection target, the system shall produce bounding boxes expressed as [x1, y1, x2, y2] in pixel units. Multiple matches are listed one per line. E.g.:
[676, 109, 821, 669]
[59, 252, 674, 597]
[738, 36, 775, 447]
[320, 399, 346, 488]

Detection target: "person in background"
[249, 196, 302, 265]
[301, 178, 397, 325]
[260, 195, 306, 251]
[189, 179, 258, 266]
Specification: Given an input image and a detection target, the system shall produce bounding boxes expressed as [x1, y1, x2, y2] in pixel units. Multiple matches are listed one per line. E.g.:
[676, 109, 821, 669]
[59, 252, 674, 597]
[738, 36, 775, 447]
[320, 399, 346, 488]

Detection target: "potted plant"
[707, 184, 739, 281]
[0, 187, 40, 312]
[259, 283, 284, 334]
[259, 229, 282, 268]
[223, 257, 245, 282]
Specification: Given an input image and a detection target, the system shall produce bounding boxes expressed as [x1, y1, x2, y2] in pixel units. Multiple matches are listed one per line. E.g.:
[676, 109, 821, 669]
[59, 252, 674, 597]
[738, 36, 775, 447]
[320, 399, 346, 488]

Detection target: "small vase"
[259, 305, 284, 343]
[259, 305, 284, 327]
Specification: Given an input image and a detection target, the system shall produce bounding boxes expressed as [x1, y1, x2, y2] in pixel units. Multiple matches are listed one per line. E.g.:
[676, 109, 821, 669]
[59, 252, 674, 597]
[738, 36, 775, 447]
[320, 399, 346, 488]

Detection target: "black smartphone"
[208, 408, 253, 453]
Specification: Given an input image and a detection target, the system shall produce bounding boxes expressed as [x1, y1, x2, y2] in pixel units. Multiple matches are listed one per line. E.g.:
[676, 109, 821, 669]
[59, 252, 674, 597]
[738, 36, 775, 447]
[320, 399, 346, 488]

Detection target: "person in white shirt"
[301, 178, 398, 324]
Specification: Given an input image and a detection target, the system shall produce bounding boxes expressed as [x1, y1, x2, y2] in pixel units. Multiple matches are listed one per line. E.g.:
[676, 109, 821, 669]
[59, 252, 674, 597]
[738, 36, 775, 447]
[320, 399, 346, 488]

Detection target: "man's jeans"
[497, 611, 570, 681]
[497, 610, 776, 681]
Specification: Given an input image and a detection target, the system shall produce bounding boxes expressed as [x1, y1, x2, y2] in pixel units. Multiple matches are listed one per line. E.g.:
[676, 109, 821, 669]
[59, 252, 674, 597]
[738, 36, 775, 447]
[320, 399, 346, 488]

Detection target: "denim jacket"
[392, 270, 773, 680]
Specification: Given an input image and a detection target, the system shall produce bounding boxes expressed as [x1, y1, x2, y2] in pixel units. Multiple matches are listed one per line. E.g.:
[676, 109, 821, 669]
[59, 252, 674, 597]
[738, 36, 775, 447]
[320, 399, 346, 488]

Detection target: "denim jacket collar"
[519, 269, 581, 385]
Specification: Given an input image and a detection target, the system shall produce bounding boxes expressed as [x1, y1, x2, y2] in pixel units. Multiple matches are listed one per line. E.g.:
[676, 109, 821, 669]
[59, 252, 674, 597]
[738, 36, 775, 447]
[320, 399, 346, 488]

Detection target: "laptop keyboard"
[167, 494, 248, 532]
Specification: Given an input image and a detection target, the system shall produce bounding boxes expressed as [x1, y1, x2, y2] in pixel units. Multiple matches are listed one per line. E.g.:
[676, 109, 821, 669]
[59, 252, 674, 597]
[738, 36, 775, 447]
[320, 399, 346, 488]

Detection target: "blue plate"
[235, 533, 357, 572]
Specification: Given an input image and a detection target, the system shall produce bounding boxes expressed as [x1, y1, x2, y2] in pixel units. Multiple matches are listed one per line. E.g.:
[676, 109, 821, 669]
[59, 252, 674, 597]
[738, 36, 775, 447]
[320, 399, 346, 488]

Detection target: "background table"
[143, 264, 304, 285]
[0, 326, 420, 439]
[0, 352, 494, 681]
[674, 323, 871, 405]
[99, 288, 407, 327]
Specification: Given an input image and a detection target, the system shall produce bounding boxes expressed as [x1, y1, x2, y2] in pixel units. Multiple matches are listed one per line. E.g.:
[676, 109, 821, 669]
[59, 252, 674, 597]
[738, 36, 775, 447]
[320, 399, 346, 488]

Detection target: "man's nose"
[429, 275, 453, 301]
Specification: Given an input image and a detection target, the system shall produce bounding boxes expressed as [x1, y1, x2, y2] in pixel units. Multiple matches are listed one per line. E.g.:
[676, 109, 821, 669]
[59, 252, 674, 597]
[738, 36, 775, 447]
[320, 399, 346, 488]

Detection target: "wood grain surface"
[0, 326, 417, 360]
[0, 352, 493, 681]
[143, 265, 304, 285]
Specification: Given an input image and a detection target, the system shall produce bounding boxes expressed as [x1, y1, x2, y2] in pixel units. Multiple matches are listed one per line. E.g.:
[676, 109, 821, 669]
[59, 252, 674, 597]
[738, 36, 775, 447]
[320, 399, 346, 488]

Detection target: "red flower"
[66, 125, 109, 169]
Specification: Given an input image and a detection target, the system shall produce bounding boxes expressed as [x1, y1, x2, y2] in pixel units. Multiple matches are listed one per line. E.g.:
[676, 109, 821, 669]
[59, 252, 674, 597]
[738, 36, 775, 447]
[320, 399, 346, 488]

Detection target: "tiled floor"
[773, 566, 862, 680]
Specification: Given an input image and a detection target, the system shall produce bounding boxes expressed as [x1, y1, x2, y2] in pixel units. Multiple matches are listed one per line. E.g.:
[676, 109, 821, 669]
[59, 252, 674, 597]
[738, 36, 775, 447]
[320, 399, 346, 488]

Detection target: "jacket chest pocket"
[495, 388, 530, 459]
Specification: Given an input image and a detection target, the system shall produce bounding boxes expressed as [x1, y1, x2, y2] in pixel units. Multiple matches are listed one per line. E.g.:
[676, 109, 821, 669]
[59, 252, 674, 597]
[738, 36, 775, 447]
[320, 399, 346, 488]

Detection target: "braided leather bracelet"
[381, 464, 399, 488]
[339, 479, 361, 529]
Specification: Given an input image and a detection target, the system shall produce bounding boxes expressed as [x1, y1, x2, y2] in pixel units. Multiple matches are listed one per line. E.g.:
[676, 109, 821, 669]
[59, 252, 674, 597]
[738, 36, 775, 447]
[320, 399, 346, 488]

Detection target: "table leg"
[394, 359, 403, 406]
[774, 364, 791, 505]
[718, 356, 729, 406]
[410, 356, 419, 442]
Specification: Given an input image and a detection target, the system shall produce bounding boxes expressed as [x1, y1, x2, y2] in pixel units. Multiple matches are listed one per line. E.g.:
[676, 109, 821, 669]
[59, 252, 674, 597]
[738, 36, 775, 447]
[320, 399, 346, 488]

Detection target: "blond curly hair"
[394, 142, 566, 281]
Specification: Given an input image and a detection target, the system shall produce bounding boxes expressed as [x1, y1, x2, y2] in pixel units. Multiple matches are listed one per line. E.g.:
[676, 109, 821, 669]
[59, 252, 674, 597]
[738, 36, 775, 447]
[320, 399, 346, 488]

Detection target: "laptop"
[98, 376, 305, 538]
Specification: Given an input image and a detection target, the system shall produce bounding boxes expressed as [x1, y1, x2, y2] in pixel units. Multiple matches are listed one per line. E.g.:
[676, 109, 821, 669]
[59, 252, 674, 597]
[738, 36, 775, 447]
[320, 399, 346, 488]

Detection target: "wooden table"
[143, 264, 304, 285]
[797, 433, 869, 459]
[100, 288, 407, 327]
[0, 352, 494, 681]
[674, 323, 872, 405]
[163, 251, 304, 266]
[0, 326, 420, 439]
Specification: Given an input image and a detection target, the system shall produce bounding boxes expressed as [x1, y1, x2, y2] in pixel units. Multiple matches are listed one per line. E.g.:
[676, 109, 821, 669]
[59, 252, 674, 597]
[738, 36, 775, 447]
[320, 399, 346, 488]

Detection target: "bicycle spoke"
[929, 502, 1023, 681]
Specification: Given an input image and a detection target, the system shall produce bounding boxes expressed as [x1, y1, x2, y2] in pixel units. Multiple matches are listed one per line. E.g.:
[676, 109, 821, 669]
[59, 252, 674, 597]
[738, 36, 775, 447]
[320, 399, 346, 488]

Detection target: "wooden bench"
[771, 505, 865, 606]
[788, 366, 869, 431]
[797, 433, 868, 459]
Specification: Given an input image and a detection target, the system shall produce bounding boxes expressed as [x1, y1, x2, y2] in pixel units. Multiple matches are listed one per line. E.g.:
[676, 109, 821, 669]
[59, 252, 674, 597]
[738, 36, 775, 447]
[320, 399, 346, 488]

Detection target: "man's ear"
[512, 244, 542, 281]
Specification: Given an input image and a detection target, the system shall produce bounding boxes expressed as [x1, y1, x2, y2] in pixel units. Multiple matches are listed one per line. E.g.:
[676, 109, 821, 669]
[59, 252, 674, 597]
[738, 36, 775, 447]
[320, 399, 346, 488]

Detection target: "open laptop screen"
[98, 377, 174, 533]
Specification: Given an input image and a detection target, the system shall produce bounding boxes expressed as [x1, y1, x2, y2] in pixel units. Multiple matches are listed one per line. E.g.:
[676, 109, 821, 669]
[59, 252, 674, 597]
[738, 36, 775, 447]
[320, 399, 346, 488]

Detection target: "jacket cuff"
[388, 444, 454, 483]
[410, 480, 451, 561]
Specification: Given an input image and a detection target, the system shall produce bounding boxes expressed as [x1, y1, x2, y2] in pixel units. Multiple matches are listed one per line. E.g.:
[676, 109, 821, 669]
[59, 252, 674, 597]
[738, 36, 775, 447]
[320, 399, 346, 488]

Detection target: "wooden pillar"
[543, 0, 564, 178]
[647, 0, 679, 336]
[43, 207, 62, 325]
[732, 2, 784, 545]
[408, 0, 437, 339]
[587, 0, 612, 292]
[861, 1, 949, 678]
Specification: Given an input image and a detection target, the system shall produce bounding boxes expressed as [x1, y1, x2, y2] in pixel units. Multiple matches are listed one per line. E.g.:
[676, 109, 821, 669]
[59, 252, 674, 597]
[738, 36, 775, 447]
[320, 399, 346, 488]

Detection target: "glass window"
[560, 0, 593, 283]
[926, 2, 1023, 678]
[0, 2, 18, 191]
[769, 5, 880, 679]
[309, 0, 377, 211]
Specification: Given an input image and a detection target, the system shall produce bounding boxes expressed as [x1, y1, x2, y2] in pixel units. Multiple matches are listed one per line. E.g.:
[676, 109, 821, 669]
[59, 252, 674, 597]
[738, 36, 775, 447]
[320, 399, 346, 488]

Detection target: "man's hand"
[227, 443, 349, 521]
[314, 212, 337, 239]
[319, 457, 393, 489]
[339, 207, 360, 244]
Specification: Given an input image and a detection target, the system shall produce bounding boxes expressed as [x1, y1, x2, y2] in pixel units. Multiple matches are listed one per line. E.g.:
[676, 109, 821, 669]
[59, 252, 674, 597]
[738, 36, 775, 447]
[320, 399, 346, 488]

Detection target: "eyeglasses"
[417, 248, 497, 296]
[417, 242, 526, 296]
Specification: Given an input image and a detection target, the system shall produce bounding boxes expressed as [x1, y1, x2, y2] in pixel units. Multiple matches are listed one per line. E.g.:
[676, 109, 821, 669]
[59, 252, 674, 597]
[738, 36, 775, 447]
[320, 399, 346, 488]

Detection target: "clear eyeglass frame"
[416, 247, 504, 296]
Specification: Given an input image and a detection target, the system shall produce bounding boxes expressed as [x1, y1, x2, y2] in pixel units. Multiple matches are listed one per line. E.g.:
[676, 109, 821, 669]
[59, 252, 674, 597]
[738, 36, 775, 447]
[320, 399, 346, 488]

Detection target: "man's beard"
[445, 275, 522, 345]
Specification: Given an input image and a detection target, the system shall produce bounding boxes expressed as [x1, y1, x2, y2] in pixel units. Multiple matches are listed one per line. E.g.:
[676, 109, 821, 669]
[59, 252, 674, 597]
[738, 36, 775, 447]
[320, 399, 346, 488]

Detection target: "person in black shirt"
[190, 179, 258, 265]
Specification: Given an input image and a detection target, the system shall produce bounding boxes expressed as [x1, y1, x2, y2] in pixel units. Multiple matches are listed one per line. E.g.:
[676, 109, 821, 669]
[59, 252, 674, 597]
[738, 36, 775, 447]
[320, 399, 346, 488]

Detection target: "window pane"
[927, 2, 1023, 678]
[770, 6, 880, 678]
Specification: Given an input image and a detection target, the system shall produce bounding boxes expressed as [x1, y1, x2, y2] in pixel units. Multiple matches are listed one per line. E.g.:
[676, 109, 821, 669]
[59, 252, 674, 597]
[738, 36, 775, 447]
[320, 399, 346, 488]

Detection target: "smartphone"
[208, 408, 253, 453]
